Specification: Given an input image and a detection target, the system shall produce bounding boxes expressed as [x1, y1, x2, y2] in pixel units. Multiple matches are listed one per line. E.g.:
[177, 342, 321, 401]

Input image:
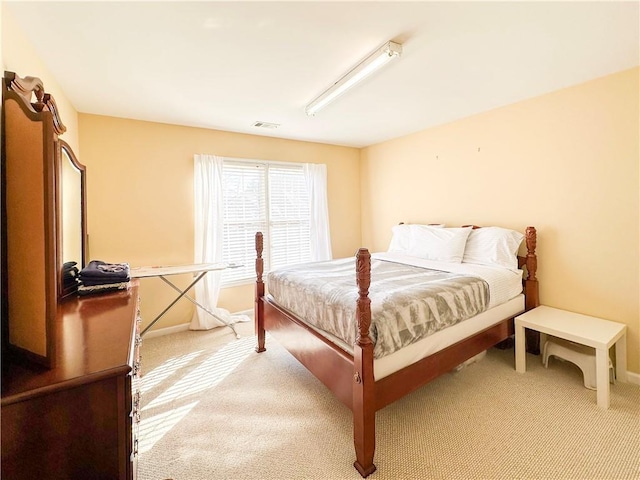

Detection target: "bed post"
[255, 232, 266, 353]
[353, 248, 376, 478]
[524, 226, 540, 353]
[524, 226, 539, 310]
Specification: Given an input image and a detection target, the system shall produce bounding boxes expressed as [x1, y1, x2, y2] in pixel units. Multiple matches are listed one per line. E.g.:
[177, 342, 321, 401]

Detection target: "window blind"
[221, 160, 311, 286]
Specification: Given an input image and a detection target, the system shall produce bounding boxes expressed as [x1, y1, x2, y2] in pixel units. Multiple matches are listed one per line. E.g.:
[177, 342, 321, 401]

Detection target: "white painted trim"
[625, 370, 640, 386]
[143, 323, 190, 339]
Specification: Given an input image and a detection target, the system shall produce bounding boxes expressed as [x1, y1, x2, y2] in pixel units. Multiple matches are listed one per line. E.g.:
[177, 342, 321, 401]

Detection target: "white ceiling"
[5, 1, 639, 148]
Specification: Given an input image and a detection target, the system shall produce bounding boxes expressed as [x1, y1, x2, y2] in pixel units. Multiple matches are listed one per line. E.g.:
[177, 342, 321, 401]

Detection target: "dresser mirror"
[57, 140, 87, 298]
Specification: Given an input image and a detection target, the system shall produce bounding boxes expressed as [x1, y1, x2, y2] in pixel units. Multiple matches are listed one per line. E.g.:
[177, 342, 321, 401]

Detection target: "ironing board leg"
[158, 274, 240, 339]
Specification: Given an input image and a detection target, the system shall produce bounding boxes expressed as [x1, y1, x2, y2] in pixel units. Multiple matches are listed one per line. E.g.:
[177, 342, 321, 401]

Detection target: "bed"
[254, 225, 539, 477]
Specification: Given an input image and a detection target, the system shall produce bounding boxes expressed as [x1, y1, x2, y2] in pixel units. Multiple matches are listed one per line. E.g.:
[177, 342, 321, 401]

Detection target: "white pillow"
[408, 225, 472, 263]
[387, 224, 412, 253]
[387, 223, 445, 253]
[462, 227, 524, 271]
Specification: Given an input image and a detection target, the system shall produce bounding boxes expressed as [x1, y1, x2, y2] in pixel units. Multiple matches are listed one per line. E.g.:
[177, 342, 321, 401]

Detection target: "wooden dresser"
[1, 282, 142, 480]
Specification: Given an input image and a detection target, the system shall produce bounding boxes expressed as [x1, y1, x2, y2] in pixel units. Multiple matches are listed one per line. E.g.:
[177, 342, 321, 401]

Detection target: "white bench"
[515, 306, 627, 409]
[542, 336, 614, 390]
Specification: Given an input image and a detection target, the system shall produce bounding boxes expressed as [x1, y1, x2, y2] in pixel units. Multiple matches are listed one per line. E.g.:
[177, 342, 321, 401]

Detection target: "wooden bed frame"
[254, 226, 539, 477]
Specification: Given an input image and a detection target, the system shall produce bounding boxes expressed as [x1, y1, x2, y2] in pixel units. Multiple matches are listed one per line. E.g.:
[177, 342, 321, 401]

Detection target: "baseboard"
[626, 370, 640, 386]
[143, 309, 254, 339]
[143, 322, 190, 339]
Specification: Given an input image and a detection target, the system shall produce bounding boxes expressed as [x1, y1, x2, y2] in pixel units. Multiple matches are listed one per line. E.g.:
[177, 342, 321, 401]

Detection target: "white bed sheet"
[372, 251, 523, 309]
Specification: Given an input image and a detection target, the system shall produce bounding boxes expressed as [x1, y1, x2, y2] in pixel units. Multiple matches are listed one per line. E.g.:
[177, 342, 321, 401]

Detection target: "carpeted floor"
[138, 323, 639, 480]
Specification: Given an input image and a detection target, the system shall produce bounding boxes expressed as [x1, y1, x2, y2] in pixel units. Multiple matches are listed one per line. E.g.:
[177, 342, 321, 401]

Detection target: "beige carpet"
[138, 323, 639, 480]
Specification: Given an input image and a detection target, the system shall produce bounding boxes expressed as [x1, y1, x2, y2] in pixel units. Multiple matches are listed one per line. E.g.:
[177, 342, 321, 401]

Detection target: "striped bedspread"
[267, 257, 490, 359]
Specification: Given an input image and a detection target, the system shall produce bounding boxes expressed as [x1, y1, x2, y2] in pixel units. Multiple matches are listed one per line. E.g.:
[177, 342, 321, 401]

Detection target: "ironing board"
[131, 263, 241, 337]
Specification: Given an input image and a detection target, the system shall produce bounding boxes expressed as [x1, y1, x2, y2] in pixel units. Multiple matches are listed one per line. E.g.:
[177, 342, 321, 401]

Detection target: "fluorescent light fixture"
[305, 40, 403, 116]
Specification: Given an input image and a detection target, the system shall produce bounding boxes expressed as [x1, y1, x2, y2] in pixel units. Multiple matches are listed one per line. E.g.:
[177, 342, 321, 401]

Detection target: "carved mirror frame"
[56, 139, 87, 298]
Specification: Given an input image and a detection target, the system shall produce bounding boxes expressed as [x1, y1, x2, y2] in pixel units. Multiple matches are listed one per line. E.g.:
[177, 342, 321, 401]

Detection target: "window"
[221, 159, 311, 286]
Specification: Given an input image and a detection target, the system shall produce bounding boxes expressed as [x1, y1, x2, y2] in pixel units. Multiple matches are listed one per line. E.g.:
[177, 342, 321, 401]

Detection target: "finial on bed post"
[353, 247, 376, 477]
[255, 232, 266, 353]
[525, 226, 537, 282]
[255, 232, 264, 286]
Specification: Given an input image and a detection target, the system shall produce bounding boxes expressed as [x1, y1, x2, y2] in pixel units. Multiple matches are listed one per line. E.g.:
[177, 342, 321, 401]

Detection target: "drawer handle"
[133, 360, 141, 377]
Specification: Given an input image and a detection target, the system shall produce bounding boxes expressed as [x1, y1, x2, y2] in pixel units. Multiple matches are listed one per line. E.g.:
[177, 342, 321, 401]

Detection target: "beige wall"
[78, 114, 361, 332]
[361, 68, 640, 374]
[2, 7, 79, 154]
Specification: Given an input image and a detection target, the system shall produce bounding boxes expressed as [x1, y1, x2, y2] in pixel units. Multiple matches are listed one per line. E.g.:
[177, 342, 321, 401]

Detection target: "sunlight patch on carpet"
[142, 336, 256, 410]
[138, 401, 199, 454]
[140, 350, 204, 394]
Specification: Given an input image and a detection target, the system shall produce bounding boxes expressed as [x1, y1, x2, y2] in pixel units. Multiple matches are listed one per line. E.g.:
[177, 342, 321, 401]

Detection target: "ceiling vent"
[252, 121, 280, 129]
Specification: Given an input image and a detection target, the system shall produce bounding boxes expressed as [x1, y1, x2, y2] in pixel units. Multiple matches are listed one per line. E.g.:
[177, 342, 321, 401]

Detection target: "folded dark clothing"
[80, 260, 130, 280]
[64, 276, 79, 287]
[78, 282, 128, 296]
[80, 276, 130, 287]
[64, 267, 79, 279]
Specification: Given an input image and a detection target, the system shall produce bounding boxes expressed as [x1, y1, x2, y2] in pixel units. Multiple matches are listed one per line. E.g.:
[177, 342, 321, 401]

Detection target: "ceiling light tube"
[305, 40, 403, 116]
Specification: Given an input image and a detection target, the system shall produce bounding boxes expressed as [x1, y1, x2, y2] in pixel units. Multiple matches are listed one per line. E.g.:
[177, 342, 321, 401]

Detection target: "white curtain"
[191, 154, 245, 330]
[304, 163, 332, 261]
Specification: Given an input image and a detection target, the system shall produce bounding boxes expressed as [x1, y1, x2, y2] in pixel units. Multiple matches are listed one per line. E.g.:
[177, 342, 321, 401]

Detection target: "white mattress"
[373, 294, 524, 380]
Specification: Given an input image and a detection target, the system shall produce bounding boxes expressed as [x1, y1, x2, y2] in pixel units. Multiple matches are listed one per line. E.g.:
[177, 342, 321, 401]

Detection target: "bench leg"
[615, 336, 628, 383]
[595, 348, 610, 409]
[515, 323, 527, 373]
